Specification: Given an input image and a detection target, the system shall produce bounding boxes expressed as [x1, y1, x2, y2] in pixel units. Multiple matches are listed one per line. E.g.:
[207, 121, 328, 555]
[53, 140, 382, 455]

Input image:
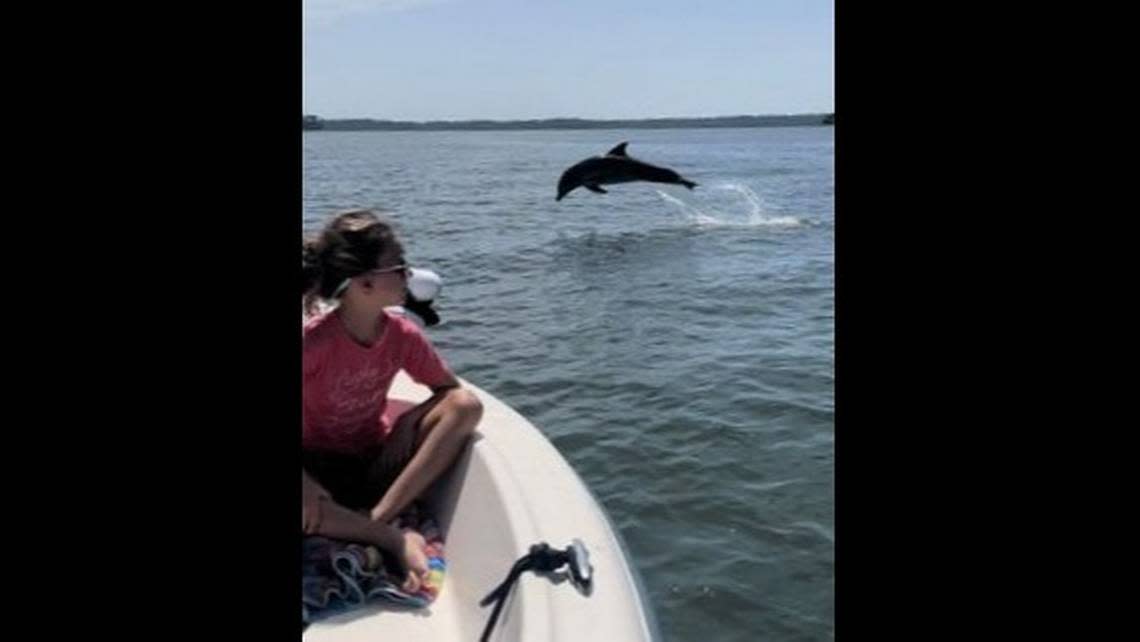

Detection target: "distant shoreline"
[303, 113, 834, 132]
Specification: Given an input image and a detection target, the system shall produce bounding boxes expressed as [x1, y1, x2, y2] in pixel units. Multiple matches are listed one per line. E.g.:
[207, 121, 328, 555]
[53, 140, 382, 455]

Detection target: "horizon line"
[303, 111, 833, 122]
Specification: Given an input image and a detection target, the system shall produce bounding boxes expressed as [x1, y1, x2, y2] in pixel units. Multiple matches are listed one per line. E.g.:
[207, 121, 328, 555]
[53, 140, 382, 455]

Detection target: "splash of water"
[657, 190, 721, 225]
[656, 182, 802, 227]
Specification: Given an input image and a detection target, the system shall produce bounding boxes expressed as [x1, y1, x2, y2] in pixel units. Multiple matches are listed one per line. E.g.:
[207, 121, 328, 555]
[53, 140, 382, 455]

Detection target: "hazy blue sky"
[303, 0, 833, 121]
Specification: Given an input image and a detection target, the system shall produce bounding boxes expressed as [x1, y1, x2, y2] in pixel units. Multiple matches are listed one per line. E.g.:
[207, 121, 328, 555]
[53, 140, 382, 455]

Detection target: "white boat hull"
[305, 372, 659, 642]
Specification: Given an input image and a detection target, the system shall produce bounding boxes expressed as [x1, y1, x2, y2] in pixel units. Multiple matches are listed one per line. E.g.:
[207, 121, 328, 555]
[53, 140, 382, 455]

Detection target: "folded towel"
[302, 508, 445, 627]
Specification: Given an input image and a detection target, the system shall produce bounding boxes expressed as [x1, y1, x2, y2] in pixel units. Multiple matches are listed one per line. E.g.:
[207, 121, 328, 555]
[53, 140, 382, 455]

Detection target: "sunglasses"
[330, 263, 409, 299]
[367, 263, 409, 277]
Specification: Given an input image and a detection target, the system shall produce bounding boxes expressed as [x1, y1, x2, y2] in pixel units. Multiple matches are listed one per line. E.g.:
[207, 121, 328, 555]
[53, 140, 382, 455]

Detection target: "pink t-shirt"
[303, 310, 454, 455]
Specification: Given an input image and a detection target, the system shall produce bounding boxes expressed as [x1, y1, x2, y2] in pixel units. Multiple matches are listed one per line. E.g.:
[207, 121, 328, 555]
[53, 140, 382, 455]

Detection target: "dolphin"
[556, 142, 698, 201]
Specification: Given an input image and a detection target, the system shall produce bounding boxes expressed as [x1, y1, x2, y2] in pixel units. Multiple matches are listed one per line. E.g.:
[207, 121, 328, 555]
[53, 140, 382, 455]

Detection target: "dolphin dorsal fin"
[606, 141, 630, 157]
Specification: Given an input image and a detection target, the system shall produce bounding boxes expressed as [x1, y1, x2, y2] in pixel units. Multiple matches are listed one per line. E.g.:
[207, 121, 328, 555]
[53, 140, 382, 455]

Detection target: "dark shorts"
[302, 448, 390, 511]
[303, 398, 431, 511]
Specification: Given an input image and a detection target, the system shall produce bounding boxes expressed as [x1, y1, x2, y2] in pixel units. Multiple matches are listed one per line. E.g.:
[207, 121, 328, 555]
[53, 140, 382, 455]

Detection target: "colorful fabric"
[302, 508, 446, 627]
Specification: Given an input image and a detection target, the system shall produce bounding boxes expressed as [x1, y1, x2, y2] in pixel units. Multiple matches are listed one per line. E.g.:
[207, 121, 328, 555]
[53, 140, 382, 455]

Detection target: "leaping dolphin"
[556, 142, 698, 201]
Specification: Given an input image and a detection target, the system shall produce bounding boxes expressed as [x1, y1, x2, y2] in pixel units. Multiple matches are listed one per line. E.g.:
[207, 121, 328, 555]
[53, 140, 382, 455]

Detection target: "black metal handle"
[478, 540, 594, 642]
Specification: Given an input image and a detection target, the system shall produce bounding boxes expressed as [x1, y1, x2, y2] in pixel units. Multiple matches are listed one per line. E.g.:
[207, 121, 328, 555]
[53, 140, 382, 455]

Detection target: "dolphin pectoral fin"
[605, 142, 629, 157]
[585, 183, 608, 194]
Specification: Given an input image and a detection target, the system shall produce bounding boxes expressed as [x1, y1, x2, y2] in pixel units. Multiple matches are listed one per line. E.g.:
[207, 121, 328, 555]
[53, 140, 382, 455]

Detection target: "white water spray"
[656, 182, 802, 227]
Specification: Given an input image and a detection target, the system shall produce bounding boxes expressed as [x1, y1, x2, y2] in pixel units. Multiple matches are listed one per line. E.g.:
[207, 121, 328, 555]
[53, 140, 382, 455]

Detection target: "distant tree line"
[302, 113, 834, 132]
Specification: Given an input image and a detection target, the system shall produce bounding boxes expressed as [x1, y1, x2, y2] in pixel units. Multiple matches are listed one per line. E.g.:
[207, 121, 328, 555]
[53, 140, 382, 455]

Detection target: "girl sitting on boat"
[301, 209, 483, 593]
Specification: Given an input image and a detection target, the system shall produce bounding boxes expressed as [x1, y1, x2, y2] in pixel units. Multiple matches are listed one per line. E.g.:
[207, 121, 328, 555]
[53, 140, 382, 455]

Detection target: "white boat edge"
[304, 371, 662, 642]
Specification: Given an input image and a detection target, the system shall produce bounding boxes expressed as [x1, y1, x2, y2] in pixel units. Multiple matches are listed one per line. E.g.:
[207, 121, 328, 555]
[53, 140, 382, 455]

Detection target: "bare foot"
[400, 530, 430, 593]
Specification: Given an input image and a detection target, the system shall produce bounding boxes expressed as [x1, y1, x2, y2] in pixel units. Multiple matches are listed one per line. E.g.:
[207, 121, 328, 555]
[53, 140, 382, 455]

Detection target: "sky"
[303, 0, 833, 121]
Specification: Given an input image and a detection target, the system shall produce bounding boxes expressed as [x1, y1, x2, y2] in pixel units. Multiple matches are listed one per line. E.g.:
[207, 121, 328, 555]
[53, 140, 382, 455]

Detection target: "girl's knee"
[446, 388, 483, 427]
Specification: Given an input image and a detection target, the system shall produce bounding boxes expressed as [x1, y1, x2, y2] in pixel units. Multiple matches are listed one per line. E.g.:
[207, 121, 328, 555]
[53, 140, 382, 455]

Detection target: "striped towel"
[302, 509, 445, 627]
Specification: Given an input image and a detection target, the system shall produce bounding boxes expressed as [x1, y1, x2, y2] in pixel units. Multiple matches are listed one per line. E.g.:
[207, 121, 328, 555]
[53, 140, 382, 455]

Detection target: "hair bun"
[302, 241, 322, 270]
[302, 241, 325, 298]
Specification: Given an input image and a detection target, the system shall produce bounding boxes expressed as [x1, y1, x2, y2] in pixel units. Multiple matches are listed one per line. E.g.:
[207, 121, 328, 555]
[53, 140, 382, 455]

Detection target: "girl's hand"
[302, 472, 331, 534]
[302, 494, 324, 534]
